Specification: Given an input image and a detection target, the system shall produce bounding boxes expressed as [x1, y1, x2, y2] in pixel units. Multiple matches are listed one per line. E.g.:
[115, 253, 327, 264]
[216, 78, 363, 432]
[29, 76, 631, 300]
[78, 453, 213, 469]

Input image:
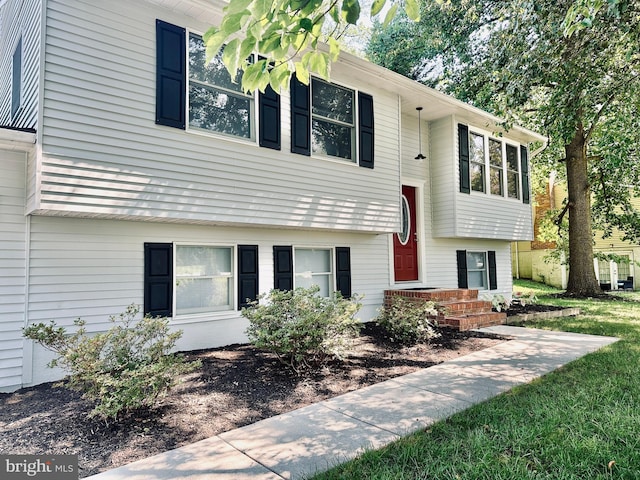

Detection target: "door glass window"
[398, 195, 410, 245]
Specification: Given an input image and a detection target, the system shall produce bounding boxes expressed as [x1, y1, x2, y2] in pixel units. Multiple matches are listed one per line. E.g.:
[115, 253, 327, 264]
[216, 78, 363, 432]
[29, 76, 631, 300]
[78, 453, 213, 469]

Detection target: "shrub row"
[24, 289, 440, 422]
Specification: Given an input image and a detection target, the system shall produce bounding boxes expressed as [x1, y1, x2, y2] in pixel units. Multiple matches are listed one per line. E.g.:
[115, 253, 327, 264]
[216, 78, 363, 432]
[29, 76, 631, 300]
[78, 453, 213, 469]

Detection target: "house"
[513, 174, 637, 290]
[0, 0, 544, 392]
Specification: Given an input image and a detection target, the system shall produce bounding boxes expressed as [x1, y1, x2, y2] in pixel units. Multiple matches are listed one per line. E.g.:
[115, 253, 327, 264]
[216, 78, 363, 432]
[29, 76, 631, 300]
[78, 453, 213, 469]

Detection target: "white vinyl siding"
[25, 216, 390, 387]
[35, 0, 400, 233]
[0, 0, 40, 129]
[0, 150, 27, 391]
[430, 115, 533, 240]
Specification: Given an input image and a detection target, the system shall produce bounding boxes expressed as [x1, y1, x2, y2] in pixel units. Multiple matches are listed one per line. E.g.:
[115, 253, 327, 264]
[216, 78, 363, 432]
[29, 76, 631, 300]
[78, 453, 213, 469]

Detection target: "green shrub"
[23, 304, 201, 421]
[242, 286, 363, 372]
[376, 295, 441, 345]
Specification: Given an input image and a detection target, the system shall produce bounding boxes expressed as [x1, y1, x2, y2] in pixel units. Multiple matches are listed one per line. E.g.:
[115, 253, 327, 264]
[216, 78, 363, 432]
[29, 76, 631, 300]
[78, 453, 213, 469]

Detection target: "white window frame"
[469, 131, 486, 193]
[505, 143, 520, 199]
[293, 246, 335, 296]
[469, 127, 522, 201]
[488, 138, 504, 196]
[186, 31, 256, 142]
[174, 243, 236, 317]
[466, 251, 488, 289]
[310, 78, 358, 163]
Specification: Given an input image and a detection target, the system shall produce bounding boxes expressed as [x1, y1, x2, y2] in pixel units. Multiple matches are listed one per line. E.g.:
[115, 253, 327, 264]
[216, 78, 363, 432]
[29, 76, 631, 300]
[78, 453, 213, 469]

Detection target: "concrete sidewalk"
[86, 326, 618, 480]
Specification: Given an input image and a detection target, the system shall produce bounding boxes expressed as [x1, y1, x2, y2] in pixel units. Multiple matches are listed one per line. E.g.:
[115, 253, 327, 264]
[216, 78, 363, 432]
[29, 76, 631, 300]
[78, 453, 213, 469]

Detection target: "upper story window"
[11, 37, 23, 119]
[489, 138, 503, 196]
[155, 20, 280, 149]
[506, 144, 520, 199]
[460, 124, 523, 201]
[469, 132, 485, 192]
[188, 34, 254, 139]
[290, 76, 374, 168]
[311, 79, 355, 161]
[459, 124, 528, 203]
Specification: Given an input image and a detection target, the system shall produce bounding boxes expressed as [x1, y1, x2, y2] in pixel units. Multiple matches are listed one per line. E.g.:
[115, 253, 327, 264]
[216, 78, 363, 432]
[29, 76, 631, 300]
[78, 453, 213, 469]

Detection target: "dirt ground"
[0, 322, 509, 478]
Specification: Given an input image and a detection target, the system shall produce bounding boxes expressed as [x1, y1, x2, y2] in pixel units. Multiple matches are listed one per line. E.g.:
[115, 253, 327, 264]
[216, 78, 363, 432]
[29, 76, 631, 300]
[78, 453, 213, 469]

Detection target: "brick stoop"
[384, 288, 507, 331]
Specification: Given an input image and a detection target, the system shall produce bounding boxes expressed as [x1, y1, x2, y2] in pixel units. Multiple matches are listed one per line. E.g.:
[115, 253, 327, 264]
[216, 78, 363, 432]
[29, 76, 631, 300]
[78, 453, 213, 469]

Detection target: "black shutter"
[11, 37, 22, 117]
[259, 85, 281, 150]
[273, 246, 293, 291]
[156, 20, 186, 129]
[458, 124, 470, 194]
[456, 250, 468, 288]
[144, 243, 173, 317]
[238, 245, 259, 309]
[488, 251, 497, 290]
[521, 145, 530, 204]
[290, 76, 311, 155]
[358, 92, 374, 169]
[335, 247, 352, 298]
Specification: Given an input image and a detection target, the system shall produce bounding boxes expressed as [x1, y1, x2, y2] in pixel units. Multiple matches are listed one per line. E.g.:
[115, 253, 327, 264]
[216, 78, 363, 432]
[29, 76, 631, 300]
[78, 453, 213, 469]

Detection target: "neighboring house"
[0, 0, 543, 392]
[513, 175, 638, 290]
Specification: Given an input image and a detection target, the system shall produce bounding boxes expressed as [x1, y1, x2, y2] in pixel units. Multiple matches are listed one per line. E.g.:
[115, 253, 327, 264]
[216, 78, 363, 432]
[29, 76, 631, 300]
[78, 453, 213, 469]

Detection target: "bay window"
[461, 124, 524, 201]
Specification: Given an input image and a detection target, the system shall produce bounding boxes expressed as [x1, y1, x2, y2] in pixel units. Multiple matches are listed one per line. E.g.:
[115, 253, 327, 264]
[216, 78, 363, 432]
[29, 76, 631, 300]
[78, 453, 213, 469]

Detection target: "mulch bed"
[0, 322, 507, 478]
[505, 302, 566, 316]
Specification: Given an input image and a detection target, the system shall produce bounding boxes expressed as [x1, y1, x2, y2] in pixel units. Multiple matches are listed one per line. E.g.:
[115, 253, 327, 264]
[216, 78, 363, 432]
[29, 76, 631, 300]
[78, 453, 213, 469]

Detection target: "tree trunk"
[565, 127, 602, 296]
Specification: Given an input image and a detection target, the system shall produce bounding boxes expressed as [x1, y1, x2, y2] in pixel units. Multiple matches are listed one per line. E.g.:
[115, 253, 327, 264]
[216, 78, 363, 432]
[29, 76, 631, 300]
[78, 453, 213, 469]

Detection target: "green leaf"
[383, 3, 399, 26]
[269, 63, 292, 92]
[330, 4, 340, 23]
[221, 11, 250, 35]
[223, 0, 253, 16]
[303, 0, 325, 15]
[580, 17, 593, 28]
[250, 0, 271, 19]
[341, 0, 361, 25]
[259, 33, 282, 55]
[371, 0, 386, 17]
[405, 0, 420, 21]
[204, 31, 229, 63]
[306, 51, 330, 80]
[221, 38, 241, 79]
[299, 18, 314, 32]
[240, 36, 256, 61]
[294, 61, 310, 85]
[328, 37, 341, 62]
[242, 60, 271, 93]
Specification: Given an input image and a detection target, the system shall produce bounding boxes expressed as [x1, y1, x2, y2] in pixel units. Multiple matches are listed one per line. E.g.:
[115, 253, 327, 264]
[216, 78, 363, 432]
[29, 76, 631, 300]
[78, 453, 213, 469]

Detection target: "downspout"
[22, 214, 33, 386]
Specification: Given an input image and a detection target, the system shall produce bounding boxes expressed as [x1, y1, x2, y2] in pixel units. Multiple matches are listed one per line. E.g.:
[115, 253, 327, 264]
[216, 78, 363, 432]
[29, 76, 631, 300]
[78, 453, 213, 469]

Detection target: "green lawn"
[311, 280, 640, 480]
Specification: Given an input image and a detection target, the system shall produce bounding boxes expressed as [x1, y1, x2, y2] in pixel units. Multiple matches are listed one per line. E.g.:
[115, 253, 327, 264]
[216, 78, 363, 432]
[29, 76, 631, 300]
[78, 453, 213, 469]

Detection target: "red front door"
[394, 185, 419, 282]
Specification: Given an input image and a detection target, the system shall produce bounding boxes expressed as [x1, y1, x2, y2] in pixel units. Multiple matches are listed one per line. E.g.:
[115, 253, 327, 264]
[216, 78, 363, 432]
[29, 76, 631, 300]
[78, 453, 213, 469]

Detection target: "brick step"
[438, 299, 493, 315]
[384, 288, 479, 304]
[439, 312, 507, 331]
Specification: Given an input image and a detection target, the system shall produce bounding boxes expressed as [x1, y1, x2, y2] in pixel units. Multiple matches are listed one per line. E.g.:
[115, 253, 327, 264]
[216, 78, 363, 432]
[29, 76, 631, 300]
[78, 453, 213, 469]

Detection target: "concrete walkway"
[86, 326, 618, 480]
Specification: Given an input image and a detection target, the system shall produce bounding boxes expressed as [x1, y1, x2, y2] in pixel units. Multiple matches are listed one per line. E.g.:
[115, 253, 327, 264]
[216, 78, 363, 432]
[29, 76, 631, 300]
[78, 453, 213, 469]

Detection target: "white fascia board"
[335, 49, 546, 145]
[0, 129, 37, 151]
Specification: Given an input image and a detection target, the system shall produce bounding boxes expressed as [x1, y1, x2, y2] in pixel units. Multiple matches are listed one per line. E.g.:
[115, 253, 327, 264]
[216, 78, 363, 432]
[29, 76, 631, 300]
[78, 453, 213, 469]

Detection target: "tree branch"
[584, 91, 616, 143]
[555, 201, 574, 230]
